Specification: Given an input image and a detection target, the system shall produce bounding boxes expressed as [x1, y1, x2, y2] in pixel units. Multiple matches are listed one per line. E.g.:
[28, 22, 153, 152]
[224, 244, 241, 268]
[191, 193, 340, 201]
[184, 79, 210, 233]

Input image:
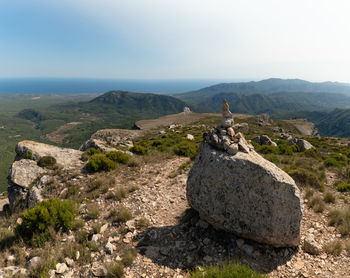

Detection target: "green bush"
[82, 148, 101, 161]
[190, 261, 267, 278]
[130, 145, 149, 155]
[286, 168, 325, 191]
[336, 183, 350, 192]
[38, 156, 56, 169]
[254, 144, 278, 154]
[278, 144, 294, 155]
[173, 141, 198, 159]
[86, 154, 116, 172]
[303, 148, 320, 159]
[16, 199, 76, 244]
[324, 157, 340, 168]
[22, 150, 33, 160]
[106, 151, 130, 164]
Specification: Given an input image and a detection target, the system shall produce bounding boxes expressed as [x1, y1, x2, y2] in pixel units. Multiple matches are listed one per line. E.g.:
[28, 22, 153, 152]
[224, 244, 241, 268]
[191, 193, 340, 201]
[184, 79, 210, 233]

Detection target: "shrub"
[304, 187, 314, 200]
[323, 240, 343, 256]
[324, 157, 340, 168]
[328, 206, 350, 235]
[309, 196, 325, 213]
[336, 183, 350, 192]
[255, 145, 278, 154]
[0, 228, 16, 250]
[303, 148, 320, 159]
[190, 261, 267, 278]
[324, 192, 336, 204]
[266, 155, 279, 163]
[22, 150, 33, 160]
[130, 145, 149, 155]
[122, 248, 137, 266]
[82, 148, 101, 161]
[287, 168, 325, 191]
[16, 199, 76, 244]
[106, 262, 124, 278]
[106, 151, 130, 164]
[109, 206, 132, 223]
[278, 144, 294, 155]
[86, 154, 116, 172]
[173, 141, 198, 159]
[86, 204, 100, 220]
[136, 217, 150, 230]
[38, 156, 57, 169]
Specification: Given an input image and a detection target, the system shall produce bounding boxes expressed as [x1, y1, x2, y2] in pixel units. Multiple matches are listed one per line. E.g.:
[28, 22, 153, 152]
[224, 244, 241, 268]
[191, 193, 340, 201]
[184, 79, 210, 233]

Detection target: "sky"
[1, 0, 350, 82]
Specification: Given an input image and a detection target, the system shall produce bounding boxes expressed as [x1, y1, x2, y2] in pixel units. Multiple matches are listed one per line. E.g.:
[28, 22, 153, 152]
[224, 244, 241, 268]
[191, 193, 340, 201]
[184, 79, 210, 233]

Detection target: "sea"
[0, 78, 245, 95]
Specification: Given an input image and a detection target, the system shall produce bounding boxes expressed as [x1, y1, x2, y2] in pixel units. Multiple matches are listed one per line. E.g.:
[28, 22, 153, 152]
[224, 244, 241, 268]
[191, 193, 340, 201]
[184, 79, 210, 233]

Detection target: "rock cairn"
[206, 100, 254, 155]
[187, 100, 303, 247]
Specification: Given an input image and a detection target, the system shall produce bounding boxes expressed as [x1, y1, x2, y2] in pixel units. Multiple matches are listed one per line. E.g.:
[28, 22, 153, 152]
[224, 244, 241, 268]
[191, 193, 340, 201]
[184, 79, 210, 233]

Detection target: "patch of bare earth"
[46, 122, 81, 144]
[285, 119, 318, 136]
[135, 112, 251, 131]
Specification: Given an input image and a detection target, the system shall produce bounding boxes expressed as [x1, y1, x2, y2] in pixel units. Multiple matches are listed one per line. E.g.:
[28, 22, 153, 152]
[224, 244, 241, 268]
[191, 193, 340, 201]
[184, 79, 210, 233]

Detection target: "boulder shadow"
[134, 208, 298, 273]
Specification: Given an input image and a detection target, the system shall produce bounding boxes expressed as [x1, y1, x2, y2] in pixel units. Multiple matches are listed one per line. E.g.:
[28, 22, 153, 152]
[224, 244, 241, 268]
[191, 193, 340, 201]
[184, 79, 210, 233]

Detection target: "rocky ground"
[0, 114, 350, 277]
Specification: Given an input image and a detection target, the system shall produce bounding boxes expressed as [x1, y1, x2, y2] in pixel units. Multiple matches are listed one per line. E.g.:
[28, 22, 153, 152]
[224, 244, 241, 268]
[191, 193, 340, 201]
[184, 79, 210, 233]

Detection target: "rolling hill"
[18, 90, 187, 148]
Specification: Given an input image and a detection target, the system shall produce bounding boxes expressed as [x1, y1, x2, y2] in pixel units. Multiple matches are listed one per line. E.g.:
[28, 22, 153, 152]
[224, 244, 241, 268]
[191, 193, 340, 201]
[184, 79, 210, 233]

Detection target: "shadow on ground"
[135, 208, 297, 273]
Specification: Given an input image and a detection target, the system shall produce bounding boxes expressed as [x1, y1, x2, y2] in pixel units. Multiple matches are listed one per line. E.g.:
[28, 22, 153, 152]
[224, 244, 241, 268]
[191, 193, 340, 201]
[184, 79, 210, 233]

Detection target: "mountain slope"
[17, 90, 188, 148]
[189, 91, 350, 115]
[176, 78, 350, 104]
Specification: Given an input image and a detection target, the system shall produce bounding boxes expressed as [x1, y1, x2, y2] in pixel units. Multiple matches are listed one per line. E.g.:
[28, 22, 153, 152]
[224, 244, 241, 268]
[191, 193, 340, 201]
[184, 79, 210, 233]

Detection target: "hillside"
[0, 113, 350, 277]
[17, 90, 187, 148]
[176, 78, 350, 103]
[179, 91, 350, 115]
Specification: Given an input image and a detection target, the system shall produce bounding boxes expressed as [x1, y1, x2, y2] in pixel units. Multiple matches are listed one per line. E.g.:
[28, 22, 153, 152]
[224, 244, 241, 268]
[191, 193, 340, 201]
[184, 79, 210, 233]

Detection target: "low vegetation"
[15, 198, 76, 246]
[37, 155, 57, 169]
[328, 206, 350, 235]
[86, 154, 116, 172]
[190, 261, 267, 278]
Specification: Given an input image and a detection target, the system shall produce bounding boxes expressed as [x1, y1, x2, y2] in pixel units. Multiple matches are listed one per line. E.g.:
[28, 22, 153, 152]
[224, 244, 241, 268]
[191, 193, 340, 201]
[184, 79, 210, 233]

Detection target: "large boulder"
[16, 140, 83, 169]
[187, 139, 303, 247]
[8, 141, 84, 211]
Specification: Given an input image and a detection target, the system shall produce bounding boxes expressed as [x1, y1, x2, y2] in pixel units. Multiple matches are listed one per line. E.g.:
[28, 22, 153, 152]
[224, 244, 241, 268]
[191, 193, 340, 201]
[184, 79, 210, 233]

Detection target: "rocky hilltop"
[0, 111, 349, 277]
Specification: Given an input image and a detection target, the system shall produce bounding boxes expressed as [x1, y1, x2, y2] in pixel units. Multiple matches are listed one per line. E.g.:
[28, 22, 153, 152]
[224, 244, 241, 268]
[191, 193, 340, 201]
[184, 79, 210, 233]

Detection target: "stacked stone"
[204, 100, 254, 155]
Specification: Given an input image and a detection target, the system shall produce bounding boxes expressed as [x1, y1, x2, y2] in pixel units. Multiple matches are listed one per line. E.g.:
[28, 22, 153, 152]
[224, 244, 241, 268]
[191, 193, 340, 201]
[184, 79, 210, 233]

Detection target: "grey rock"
[90, 262, 107, 277]
[16, 140, 83, 169]
[288, 138, 298, 145]
[257, 135, 277, 146]
[238, 137, 251, 153]
[241, 244, 254, 255]
[26, 256, 42, 269]
[27, 186, 43, 208]
[233, 123, 249, 134]
[81, 129, 141, 151]
[91, 234, 101, 243]
[227, 143, 239, 155]
[186, 134, 194, 140]
[9, 159, 45, 189]
[105, 241, 115, 255]
[221, 117, 234, 128]
[303, 235, 321, 255]
[236, 239, 245, 248]
[56, 263, 68, 274]
[251, 136, 261, 144]
[296, 139, 313, 151]
[187, 141, 303, 247]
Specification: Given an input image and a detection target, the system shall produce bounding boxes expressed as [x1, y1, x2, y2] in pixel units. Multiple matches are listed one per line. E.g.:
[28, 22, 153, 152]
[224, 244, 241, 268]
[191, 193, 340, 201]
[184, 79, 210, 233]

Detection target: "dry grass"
[323, 240, 343, 256]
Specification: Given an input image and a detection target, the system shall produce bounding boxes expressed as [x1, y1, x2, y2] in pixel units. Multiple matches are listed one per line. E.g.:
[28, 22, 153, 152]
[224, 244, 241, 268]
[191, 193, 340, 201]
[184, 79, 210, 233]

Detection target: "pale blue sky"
[1, 0, 350, 81]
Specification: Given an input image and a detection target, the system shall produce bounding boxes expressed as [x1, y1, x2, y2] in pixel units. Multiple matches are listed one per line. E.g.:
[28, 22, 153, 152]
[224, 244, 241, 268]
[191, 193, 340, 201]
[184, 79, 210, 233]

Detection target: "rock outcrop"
[252, 135, 277, 146]
[187, 100, 303, 247]
[8, 141, 84, 211]
[288, 138, 314, 151]
[80, 129, 141, 152]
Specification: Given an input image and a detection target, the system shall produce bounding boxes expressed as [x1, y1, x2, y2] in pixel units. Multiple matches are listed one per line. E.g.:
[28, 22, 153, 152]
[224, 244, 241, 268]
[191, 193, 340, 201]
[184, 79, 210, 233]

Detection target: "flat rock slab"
[187, 142, 303, 247]
[9, 159, 45, 189]
[16, 140, 83, 169]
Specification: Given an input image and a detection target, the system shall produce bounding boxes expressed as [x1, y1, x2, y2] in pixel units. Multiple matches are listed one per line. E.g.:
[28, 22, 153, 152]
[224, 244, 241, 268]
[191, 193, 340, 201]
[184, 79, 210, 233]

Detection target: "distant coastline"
[0, 78, 245, 95]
